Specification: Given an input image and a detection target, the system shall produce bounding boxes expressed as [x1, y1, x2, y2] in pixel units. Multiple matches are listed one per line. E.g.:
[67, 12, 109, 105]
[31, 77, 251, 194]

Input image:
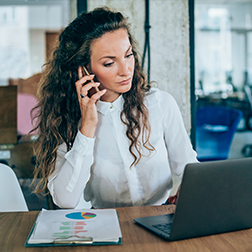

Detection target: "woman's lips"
[118, 77, 131, 85]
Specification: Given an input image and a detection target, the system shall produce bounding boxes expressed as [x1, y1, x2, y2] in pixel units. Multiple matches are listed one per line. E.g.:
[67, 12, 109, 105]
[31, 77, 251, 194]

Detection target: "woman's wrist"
[80, 122, 97, 138]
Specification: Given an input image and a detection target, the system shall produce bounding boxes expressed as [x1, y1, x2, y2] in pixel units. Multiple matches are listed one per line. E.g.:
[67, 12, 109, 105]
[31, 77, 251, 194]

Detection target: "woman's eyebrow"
[99, 45, 132, 61]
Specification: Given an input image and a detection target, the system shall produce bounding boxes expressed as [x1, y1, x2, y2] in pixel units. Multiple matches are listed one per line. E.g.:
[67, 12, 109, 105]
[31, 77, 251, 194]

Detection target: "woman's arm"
[47, 131, 95, 208]
[48, 67, 107, 208]
[159, 91, 198, 205]
[162, 92, 198, 178]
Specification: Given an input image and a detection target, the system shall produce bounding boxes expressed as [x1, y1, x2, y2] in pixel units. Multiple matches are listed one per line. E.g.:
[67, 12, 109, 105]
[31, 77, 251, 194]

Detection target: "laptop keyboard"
[152, 223, 172, 234]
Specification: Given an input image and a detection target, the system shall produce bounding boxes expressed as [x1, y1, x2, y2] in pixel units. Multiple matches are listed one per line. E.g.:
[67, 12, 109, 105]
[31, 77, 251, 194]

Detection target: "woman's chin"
[119, 83, 132, 94]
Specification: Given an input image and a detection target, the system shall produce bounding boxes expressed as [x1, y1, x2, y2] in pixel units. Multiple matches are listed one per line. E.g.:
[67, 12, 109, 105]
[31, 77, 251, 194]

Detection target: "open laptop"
[134, 157, 252, 241]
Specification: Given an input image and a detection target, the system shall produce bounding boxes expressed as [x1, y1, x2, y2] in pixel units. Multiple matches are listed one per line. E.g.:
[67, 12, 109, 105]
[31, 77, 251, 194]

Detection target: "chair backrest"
[0, 163, 28, 212]
[196, 106, 242, 128]
[196, 106, 243, 161]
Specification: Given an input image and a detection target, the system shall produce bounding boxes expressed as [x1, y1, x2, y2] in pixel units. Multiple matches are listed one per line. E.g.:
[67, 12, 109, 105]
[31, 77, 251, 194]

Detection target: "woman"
[33, 7, 198, 209]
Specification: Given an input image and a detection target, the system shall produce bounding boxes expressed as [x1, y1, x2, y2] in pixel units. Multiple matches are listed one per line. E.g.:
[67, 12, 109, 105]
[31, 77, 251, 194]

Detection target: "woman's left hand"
[167, 185, 180, 205]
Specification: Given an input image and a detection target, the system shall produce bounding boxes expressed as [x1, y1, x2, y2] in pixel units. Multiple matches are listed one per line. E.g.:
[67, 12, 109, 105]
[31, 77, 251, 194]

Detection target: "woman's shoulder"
[145, 88, 183, 125]
[145, 87, 177, 107]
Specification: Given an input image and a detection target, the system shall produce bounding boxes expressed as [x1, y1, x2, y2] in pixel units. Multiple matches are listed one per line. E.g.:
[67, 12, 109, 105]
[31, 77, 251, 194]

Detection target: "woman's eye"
[126, 53, 133, 58]
[104, 62, 114, 67]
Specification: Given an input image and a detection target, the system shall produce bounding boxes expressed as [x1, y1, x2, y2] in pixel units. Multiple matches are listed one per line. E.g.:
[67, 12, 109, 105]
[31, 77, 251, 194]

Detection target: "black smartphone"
[82, 66, 100, 96]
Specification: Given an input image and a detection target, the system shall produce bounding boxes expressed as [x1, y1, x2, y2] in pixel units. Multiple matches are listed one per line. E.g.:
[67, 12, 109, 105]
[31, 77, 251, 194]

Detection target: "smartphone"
[82, 66, 100, 95]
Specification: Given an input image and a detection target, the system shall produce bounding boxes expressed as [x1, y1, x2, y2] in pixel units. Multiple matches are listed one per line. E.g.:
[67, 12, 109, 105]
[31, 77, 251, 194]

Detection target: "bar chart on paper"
[52, 221, 88, 238]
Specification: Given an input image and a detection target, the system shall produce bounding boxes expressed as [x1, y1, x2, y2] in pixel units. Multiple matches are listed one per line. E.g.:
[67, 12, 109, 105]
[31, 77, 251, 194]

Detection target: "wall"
[195, 2, 252, 91]
[87, 0, 192, 133]
[0, 6, 30, 79]
[28, 5, 66, 76]
[0, 1, 70, 80]
[29, 30, 46, 76]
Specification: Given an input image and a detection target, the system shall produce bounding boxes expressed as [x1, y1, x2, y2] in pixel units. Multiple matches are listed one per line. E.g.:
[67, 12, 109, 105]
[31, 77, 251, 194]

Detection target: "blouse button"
[110, 104, 113, 109]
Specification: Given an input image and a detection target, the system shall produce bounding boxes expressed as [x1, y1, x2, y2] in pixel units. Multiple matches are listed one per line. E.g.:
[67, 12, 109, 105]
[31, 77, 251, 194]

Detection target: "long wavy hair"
[32, 7, 154, 194]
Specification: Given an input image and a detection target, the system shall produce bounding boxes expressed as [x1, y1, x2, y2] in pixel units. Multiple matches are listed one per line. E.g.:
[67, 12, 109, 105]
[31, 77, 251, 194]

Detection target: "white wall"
[28, 5, 63, 30]
[27, 5, 64, 75]
[0, 1, 70, 79]
[29, 30, 46, 74]
[195, 2, 252, 89]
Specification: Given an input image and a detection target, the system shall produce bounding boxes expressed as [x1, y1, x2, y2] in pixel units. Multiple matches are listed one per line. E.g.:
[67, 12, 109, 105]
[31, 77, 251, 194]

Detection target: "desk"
[1, 205, 252, 252]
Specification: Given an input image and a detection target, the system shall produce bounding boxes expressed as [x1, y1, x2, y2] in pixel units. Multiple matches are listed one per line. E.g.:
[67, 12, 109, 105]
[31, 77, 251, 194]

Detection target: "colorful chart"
[52, 221, 88, 238]
[65, 212, 97, 220]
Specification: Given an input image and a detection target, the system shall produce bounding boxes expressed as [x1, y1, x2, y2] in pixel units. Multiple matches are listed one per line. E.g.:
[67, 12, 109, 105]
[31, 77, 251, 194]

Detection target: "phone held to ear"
[83, 66, 100, 95]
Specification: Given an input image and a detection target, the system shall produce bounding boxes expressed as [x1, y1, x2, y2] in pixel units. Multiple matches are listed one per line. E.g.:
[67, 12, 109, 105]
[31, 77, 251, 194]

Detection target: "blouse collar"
[96, 95, 124, 116]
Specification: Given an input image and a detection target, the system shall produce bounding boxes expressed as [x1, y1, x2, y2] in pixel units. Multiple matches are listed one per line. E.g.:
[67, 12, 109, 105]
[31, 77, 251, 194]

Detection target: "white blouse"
[48, 88, 198, 209]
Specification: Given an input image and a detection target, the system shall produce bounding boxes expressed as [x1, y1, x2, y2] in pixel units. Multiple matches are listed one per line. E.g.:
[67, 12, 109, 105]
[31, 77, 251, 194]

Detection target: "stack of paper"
[25, 208, 122, 246]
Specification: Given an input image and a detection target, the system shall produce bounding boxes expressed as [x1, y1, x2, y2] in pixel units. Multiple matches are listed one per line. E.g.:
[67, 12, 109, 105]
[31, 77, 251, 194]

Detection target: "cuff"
[71, 130, 95, 156]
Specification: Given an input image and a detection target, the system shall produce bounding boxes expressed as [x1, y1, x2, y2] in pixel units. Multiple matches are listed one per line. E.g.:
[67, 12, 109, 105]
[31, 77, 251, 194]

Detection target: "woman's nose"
[118, 61, 131, 76]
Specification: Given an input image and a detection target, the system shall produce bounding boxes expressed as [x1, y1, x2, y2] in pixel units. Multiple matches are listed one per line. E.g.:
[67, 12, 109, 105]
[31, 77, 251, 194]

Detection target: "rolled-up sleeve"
[47, 131, 95, 208]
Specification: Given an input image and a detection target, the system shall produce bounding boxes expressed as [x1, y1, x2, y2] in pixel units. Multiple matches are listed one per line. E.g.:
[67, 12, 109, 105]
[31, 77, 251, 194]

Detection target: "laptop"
[134, 157, 252, 241]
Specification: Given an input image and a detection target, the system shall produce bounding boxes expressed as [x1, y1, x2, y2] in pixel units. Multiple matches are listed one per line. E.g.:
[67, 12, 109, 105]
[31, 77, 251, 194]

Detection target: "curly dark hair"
[32, 7, 154, 194]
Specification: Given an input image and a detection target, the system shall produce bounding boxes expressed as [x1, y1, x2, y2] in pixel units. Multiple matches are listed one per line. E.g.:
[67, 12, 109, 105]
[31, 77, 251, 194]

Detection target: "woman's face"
[89, 28, 135, 102]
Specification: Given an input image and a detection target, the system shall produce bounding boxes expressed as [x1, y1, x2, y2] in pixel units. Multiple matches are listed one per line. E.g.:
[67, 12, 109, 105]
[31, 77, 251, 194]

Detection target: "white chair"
[0, 163, 28, 212]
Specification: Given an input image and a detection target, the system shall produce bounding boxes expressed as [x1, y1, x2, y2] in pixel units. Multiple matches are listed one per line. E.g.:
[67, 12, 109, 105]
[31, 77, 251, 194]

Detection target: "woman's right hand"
[75, 66, 106, 138]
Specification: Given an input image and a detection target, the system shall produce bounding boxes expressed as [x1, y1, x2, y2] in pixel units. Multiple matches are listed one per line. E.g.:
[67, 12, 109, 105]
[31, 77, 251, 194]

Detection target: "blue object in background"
[196, 106, 243, 162]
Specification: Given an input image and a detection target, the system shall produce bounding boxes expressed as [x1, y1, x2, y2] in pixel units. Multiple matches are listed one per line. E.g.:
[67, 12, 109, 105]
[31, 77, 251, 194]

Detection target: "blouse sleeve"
[47, 131, 95, 208]
[160, 91, 198, 179]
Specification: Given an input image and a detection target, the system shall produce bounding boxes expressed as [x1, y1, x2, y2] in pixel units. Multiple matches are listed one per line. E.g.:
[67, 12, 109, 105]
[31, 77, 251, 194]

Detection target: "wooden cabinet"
[0, 86, 17, 145]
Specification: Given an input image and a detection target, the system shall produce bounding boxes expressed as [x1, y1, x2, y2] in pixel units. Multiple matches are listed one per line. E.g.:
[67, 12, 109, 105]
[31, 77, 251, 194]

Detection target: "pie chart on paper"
[65, 212, 97, 220]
